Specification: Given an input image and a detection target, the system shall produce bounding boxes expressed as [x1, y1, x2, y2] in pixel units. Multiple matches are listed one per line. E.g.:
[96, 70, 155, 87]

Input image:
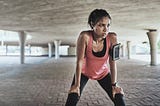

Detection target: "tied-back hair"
[88, 9, 111, 29]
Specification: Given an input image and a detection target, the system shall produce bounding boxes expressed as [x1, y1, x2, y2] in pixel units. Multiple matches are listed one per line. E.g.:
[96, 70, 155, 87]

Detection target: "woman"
[65, 9, 125, 106]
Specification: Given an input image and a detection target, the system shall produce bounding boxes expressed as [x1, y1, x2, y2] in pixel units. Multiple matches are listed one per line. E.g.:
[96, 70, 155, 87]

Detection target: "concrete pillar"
[54, 40, 61, 59]
[147, 30, 159, 65]
[127, 41, 131, 59]
[48, 43, 53, 58]
[18, 31, 26, 64]
[5, 44, 8, 56]
[121, 43, 126, 57]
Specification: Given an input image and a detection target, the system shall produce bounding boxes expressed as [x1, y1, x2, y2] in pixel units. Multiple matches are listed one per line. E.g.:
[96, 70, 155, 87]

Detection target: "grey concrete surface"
[0, 0, 160, 45]
[0, 56, 160, 106]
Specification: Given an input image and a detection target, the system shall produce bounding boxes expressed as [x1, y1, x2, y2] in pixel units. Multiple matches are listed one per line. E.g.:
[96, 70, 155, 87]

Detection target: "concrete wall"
[68, 46, 76, 56]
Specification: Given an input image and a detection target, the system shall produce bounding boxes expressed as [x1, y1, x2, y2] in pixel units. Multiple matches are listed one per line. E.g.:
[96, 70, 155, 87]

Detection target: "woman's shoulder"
[77, 30, 92, 45]
[108, 32, 117, 45]
[108, 32, 117, 37]
[79, 30, 92, 39]
[80, 30, 92, 36]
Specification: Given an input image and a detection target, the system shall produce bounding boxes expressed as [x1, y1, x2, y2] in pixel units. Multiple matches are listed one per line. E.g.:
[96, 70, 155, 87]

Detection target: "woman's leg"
[97, 73, 125, 106]
[65, 74, 89, 106]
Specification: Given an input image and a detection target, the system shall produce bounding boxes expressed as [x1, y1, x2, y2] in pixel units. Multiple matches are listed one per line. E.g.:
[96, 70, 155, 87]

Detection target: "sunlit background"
[0, 30, 70, 56]
[0, 30, 160, 63]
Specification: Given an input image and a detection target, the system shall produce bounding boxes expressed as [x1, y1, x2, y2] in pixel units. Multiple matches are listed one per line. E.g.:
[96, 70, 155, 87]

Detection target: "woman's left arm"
[108, 32, 124, 97]
[109, 58, 117, 85]
[108, 33, 118, 85]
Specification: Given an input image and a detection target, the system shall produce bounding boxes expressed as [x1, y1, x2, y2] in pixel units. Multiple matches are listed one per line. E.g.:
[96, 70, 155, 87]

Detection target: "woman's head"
[88, 9, 111, 29]
[88, 9, 111, 37]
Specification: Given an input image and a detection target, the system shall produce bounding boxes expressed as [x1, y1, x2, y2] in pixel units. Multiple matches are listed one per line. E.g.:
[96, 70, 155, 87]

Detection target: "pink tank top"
[81, 33, 111, 80]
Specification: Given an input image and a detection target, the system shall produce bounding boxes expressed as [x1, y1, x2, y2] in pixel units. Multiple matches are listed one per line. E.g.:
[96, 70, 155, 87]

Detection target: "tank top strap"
[106, 35, 111, 50]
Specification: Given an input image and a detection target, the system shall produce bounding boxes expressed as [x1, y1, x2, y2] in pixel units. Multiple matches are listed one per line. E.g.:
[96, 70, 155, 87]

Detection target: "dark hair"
[88, 9, 111, 29]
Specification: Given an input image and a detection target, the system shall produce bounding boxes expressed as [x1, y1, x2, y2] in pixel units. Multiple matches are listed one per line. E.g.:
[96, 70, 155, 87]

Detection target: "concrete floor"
[0, 56, 160, 106]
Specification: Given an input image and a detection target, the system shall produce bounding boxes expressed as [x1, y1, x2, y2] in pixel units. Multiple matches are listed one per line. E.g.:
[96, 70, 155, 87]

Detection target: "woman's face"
[93, 17, 110, 38]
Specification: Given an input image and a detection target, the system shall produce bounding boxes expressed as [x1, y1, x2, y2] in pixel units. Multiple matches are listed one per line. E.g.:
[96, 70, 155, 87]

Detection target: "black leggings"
[65, 73, 125, 106]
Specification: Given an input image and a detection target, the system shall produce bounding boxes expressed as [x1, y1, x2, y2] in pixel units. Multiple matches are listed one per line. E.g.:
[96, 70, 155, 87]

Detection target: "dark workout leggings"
[65, 73, 125, 106]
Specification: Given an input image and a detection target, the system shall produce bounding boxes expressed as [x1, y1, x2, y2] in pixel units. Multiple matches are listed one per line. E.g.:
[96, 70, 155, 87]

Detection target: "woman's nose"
[103, 26, 107, 32]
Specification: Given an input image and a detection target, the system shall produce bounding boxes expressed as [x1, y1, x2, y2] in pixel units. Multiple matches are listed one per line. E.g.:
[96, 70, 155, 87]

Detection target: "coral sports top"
[81, 33, 111, 80]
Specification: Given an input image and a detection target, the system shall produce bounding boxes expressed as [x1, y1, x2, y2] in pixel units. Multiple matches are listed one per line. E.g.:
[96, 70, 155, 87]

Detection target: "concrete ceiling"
[0, 0, 160, 46]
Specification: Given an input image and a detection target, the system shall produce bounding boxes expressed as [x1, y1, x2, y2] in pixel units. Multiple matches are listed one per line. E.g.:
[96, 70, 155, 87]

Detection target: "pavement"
[0, 56, 159, 106]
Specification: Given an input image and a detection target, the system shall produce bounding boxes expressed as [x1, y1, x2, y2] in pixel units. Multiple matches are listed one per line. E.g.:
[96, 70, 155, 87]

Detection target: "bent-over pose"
[65, 9, 125, 106]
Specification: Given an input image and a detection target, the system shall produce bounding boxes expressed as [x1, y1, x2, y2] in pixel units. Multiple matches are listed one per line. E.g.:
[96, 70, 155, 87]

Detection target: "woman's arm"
[108, 32, 124, 97]
[109, 32, 118, 85]
[75, 32, 87, 87]
[109, 57, 117, 85]
[69, 31, 87, 95]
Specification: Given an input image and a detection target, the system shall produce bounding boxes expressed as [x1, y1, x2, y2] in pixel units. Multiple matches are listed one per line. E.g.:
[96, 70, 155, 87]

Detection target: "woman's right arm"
[69, 31, 87, 95]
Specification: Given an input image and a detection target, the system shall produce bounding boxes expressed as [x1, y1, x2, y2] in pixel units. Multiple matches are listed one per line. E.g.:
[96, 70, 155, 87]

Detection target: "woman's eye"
[98, 24, 110, 28]
[107, 24, 110, 27]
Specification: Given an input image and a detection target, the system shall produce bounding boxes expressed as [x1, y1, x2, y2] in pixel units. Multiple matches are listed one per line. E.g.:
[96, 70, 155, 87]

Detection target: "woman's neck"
[92, 32, 105, 44]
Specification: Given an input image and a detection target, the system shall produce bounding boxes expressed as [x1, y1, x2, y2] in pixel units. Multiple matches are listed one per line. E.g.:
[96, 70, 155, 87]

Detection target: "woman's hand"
[112, 86, 124, 98]
[69, 85, 80, 96]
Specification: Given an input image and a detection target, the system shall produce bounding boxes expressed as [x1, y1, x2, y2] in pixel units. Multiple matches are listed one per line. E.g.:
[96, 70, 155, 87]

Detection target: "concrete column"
[48, 43, 53, 58]
[121, 43, 126, 57]
[147, 30, 159, 65]
[5, 44, 8, 56]
[54, 40, 61, 59]
[127, 41, 131, 59]
[18, 31, 26, 64]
